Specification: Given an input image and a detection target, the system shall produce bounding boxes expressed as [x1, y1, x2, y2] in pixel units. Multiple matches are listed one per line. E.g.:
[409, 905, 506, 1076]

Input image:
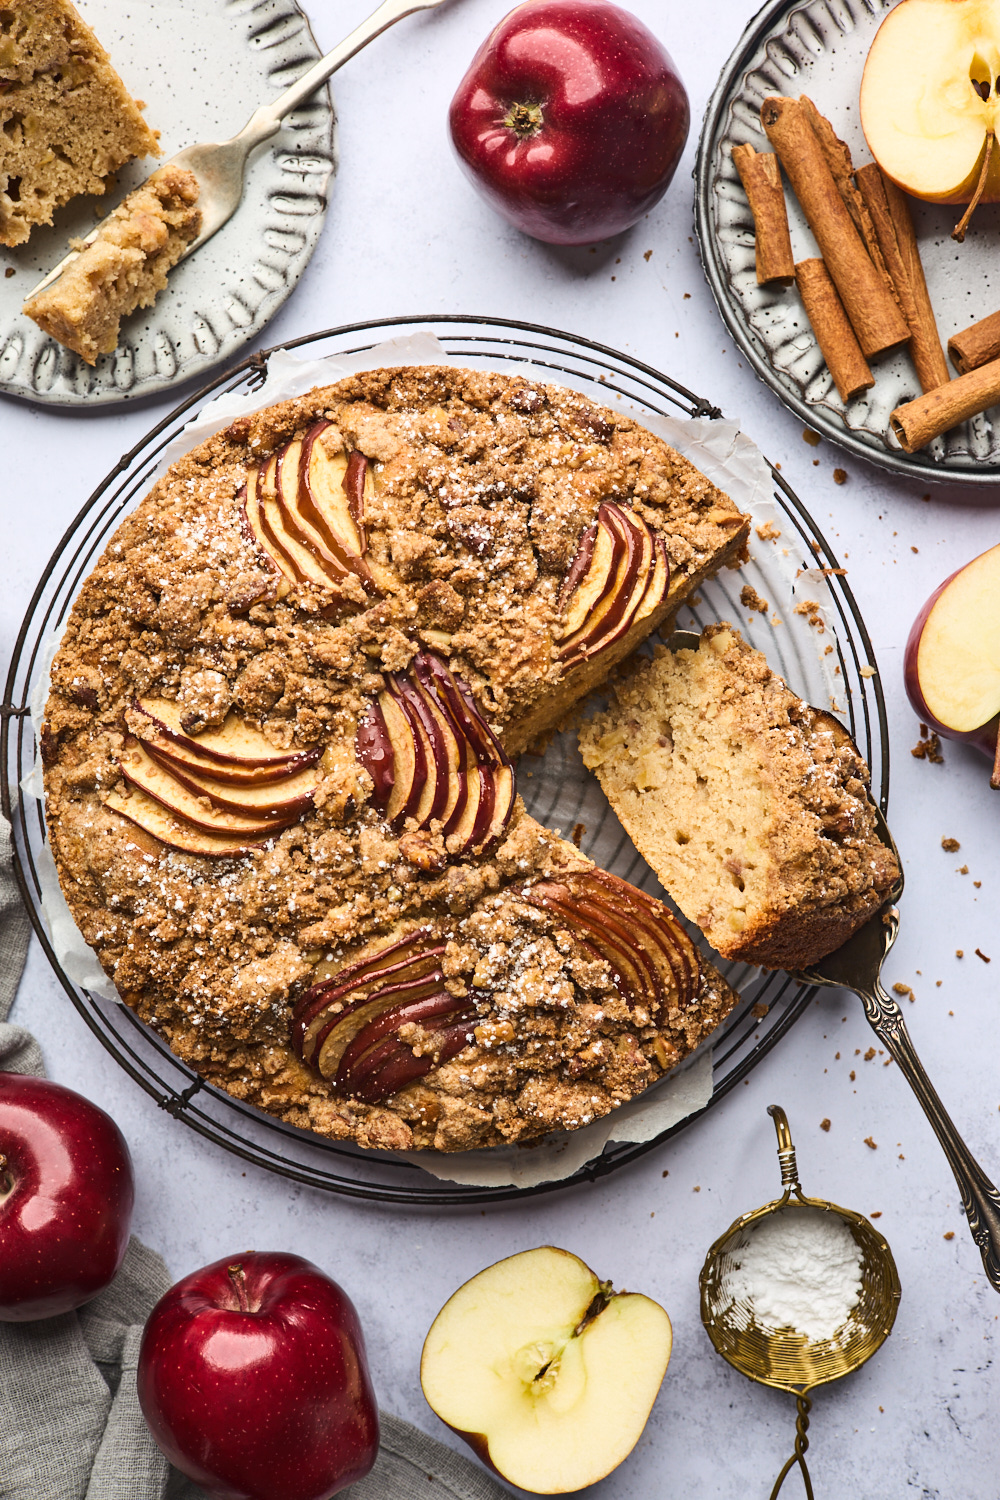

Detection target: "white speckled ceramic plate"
[695, 0, 1000, 483]
[0, 0, 336, 406]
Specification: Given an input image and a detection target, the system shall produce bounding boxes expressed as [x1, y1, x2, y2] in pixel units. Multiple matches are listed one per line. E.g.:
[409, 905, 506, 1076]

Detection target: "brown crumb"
[4, 267, 14, 279]
[850, 1070, 856, 1080]
[893, 981, 915, 1002]
[921, 493, 930, 501]
[751, 1002, 770, 1018]
[662, 1169, 669, 1176]
[803, 429, 821, 446]
[911, 546, 919, 553]
[956, 949, 964, 958]
[974, 880, 982, 888]
[864, 1136, 878, 1149]
[683, 292, 691, 299]
[864, 1047, 876, 1061]
[958, 865, 969, 875]
[833, 468, 847, 484]
[835, 1052, 840, 1059]
[941, 838, 960, 852]
[820, 1118, 831, 1131]
[794, 599, 825, 632]
[740, 584, 769, 615]
[813, 459, 820, 466]
[911, 725, 945, 763]
[899, 1153, 904, 1159]
[944, 1231, 955, 1241]
[643, 250, 652, 261]
[976, 948, 992, 963]
[693, 1185, 701, 1192]
[571, 822, 586, 848]
[810, 539, 821, 551]
[756, 520, 781, 542]
[871, 1211, 882, 1218]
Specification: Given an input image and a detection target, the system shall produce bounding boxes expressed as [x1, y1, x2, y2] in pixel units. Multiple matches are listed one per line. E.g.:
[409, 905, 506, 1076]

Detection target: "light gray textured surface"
[3, 0, 1000, 1494]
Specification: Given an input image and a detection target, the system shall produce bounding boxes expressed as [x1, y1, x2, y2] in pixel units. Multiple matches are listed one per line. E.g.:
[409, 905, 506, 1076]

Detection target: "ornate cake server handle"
[797, 809, 1000, 1292]
[27, 0, 452, 299]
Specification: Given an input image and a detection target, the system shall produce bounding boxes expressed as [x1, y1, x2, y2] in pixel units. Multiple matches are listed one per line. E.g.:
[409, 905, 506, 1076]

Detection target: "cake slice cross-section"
[0, 0, 159, 248]
[579, 625, 900, 970]
[23, 164, 201, 363]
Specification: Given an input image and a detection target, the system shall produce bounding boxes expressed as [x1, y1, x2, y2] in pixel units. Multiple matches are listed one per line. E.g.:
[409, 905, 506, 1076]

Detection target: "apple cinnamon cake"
[0, 0, 159, 248]
[42, 365, 751, 1153]
[23, 164, 201, 364]
[578, 625, 900, 969]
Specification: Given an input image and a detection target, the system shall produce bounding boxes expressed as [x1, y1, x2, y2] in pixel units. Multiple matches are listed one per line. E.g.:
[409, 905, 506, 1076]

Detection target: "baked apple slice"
[421, 1247, 672, 1494]
[312, 972, 452, 1078]
[151, 751, 320, 819]
[355, 699, 396, 808]
[379, 690, 425, 825]
[292, 927, 443, 1062]
[130, 699, 315, 777]
[116, 740, 300, 837]
[104, 787, 268, 858]
[274, 437, 356, 586]
[558, 504, 664, 670]
[335, 992, 477, 1101]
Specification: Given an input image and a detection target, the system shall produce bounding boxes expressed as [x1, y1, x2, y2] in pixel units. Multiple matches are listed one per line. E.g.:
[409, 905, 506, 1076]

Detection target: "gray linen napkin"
[0, 816, 509, 1500]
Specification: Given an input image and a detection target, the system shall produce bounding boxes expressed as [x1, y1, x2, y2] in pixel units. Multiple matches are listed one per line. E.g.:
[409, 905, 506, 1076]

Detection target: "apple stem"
[503, 101, 544, 140]
[573, 1279, 615, 1337]
[991, 732, 1000, 791]
[228, 1263, 251, 1312]
[952, 132, 994, 243]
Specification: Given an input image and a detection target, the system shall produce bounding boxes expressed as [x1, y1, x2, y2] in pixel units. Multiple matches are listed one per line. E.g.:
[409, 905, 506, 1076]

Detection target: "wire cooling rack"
[2, 315, 891, 1205]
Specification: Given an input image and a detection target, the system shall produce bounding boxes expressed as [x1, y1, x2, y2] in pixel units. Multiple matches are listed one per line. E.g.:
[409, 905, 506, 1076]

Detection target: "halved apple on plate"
[420, 1246, 672, 1494]
[904, 541, 1000, 786]
[861, 0, 1000, 207]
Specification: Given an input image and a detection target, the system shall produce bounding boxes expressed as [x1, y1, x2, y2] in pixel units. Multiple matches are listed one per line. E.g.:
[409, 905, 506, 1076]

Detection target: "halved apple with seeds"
[558, 503, 669, 671]
[420, 1246, 672, 1494]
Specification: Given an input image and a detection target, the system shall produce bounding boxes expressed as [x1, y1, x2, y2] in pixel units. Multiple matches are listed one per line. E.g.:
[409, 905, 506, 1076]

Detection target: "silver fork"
[26, 0, 451, 301]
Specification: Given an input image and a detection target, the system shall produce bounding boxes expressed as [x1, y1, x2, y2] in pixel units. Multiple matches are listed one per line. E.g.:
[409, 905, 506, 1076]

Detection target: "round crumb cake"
[41, 365, 750, 1153]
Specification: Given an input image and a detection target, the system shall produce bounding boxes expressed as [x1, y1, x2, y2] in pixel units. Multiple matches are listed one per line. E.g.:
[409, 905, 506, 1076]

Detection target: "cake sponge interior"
[579, 625, 899, 970]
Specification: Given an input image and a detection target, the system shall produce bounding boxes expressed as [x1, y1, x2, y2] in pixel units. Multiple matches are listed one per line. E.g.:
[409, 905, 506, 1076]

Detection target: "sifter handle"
[769, 1394, 815, 1500]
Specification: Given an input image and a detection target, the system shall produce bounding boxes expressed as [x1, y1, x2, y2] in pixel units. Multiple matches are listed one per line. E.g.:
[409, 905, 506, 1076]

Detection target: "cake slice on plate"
[0, 0, 159, 247]
[579, 624, 899, 970]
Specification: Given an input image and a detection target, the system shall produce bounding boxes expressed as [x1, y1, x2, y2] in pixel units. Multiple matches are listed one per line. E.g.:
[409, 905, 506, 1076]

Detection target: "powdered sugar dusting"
[718, 1206, 864, 1343]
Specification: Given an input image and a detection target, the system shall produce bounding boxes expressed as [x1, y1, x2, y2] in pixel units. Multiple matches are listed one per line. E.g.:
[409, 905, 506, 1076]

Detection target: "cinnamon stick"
[731, 144, 795, 285]
[890, 356, 1000, 451]
[798, 96, 897, 306]
[855, 163, 950, 394]
[761, 96, 909, 360]
[948, 309, 1000, 375]
[795, 258, 875, 403]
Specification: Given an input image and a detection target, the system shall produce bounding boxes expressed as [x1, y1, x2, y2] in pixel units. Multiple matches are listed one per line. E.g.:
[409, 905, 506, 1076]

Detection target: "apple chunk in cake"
[23, 165, 201, 363]
[579, 625, 899, 970]
[0, 0, 159, 247]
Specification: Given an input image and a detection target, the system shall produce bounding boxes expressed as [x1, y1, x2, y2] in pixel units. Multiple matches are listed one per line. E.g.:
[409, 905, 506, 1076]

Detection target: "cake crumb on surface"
[820, 1118, 831, 1131]
[864, 1136, 878, 1149]
[942, 837, 960, 852]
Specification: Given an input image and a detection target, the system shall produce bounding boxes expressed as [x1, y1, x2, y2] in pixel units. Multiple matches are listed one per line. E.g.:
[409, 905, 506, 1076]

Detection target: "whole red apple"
[0, 1072, 134, 1322]
[137, 1252, 379, 1500]
[448, 0, 690, 245]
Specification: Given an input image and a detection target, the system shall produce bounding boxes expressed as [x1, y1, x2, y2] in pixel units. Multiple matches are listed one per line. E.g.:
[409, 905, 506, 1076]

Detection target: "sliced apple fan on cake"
[43, 366, 764, 1153]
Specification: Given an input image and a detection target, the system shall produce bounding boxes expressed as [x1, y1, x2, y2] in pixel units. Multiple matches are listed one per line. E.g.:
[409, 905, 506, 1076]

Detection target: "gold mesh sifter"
[699, 1105, 900, 1499]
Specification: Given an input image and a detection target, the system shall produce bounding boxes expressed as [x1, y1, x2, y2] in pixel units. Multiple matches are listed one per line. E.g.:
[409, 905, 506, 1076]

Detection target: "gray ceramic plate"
[0, 0, 336, 407]
[695, 0, 1000, 483]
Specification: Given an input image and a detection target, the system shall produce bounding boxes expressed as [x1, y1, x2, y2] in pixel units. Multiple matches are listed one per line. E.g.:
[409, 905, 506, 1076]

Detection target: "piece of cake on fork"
[23, 163, 201, 363]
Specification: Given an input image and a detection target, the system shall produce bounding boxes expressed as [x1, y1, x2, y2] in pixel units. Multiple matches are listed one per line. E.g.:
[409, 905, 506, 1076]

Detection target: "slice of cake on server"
[579, 624, 899, 971]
